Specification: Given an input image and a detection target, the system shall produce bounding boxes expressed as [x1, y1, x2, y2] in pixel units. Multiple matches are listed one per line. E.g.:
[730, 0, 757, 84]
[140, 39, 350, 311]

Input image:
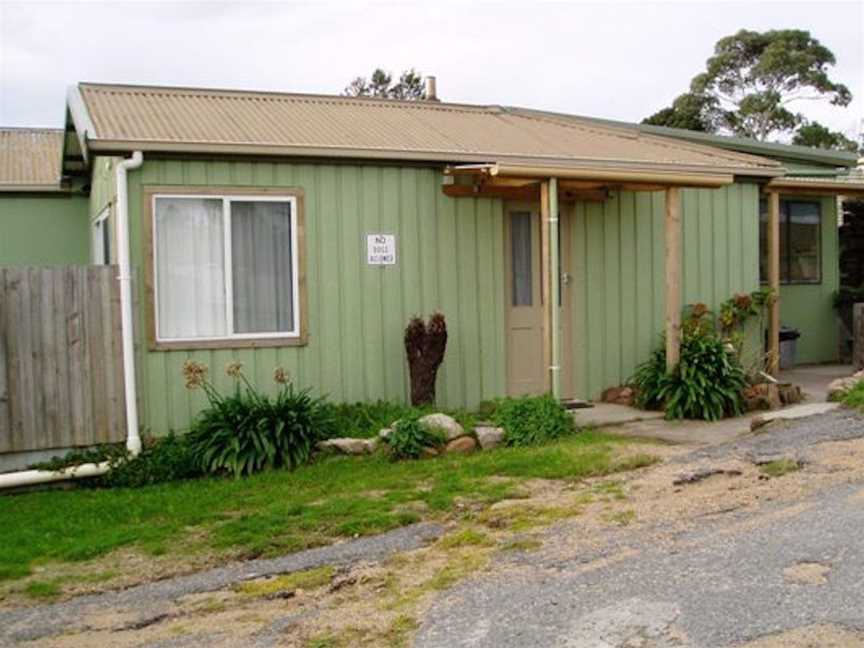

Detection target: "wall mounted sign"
[366, 233, 397, 265]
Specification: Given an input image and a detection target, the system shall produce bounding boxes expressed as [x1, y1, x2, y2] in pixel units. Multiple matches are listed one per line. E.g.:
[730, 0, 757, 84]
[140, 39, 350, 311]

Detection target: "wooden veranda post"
[665, 187, 682, 371]
[767, 190, 781, 375]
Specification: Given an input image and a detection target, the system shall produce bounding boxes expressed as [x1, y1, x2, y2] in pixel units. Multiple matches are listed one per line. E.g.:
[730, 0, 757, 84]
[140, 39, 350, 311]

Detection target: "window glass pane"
[231, 201, 294, 333]
[155, 197, 226, 339]
[510, 212, 532, 306]
[787, 201, 820, 282]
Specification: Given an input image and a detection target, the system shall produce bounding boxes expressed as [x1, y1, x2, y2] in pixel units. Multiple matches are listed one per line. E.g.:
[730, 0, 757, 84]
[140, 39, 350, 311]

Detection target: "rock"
[475, 426, 505, 450]
[601, 386, 636, 406]
[743, 383, 782, 411]
[421, 446, 440, 459]
[445, 436, 477, 454]
[418, 413, 464, 440]
[317, 438, 378, 455]
[378, 427, 392, 440]
[827, 375, 861, 401]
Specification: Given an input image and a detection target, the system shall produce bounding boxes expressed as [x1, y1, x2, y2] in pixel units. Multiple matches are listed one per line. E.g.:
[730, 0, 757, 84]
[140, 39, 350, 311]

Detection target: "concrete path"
[415, 409, 864, 647]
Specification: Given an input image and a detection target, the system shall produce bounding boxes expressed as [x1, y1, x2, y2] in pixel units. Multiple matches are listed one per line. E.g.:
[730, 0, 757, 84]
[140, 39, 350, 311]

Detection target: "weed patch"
[759, 458, 802, 478]
[235, 565, 335, 597]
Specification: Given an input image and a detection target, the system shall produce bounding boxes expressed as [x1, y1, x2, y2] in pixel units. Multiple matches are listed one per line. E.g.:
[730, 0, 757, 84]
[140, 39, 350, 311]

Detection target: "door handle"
[561, 272, 572, 286]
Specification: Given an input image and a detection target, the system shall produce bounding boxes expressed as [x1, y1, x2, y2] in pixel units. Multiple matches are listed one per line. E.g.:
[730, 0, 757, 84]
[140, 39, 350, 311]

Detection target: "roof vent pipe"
[425, 76, 438, 101]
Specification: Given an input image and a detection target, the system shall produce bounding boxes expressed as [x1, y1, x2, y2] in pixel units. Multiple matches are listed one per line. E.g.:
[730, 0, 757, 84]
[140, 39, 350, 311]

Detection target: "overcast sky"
[1, 0, 862, 141]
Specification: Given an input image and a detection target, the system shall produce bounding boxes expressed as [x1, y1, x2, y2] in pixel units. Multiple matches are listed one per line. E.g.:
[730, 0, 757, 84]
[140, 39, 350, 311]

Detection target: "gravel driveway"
[415, 409, 864, 647]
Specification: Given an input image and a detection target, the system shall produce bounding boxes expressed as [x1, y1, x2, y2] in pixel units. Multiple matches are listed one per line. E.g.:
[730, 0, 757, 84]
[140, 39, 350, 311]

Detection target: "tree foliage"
[792, 122, 860, 153]
[644, 29, 853, 147]
[343, 68, 427, 100]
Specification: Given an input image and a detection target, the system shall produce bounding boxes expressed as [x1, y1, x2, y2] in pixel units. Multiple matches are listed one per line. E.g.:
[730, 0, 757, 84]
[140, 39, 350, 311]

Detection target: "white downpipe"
[116, 152, 144, 455]
[0, 152, 144, 491]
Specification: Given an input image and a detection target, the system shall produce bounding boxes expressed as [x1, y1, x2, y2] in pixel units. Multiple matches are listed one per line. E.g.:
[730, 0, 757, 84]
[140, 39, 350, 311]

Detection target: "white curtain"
[231, 201, 294, 333]
[155, 197, 226, 339]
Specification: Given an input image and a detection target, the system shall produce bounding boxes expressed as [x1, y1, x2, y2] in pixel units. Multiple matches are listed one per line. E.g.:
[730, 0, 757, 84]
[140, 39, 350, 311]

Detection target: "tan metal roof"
[0, 128, 63, 190]
[72, 83, 781, 178]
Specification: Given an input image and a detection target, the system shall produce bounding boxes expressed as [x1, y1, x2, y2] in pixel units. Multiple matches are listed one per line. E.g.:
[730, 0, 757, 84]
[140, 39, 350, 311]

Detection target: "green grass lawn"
[0, 431, 655, 583]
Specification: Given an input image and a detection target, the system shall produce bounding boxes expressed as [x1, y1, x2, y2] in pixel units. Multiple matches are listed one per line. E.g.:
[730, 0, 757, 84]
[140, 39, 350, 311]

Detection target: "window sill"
[150, 335, 308, 351]
[760, 280, 823, 287]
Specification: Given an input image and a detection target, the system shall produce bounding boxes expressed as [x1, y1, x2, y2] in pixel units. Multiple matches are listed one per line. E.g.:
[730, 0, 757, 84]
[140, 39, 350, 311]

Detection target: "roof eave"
[85, 138, 782, 179]
[0, 183, 68, 193]
[65, 85, 96, 165]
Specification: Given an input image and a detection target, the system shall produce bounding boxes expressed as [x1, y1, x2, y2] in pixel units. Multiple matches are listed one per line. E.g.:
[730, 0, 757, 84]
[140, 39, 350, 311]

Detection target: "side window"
[92, 208, 111, 265]
[759, 199, 821, 284]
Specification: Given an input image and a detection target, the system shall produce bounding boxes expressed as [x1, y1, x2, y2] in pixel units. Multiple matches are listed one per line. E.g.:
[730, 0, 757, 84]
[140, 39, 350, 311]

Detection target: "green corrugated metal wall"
[568, 183, 761, 399]
[88, 156, 771, 432]
[777, 196, 839, 364]
[0, 193, 89, 265]
[119, 159, 507, 434]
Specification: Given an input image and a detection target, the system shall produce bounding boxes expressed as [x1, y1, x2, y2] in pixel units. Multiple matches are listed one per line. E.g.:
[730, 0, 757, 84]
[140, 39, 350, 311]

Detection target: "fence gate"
[0, 266, 127, 455]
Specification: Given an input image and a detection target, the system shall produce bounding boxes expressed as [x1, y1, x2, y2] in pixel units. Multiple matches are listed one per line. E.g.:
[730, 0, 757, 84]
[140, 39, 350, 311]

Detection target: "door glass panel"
[510, 212, 532, 306]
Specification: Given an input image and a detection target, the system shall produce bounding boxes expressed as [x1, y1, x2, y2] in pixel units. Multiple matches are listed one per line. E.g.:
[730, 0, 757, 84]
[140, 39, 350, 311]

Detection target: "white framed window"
[92, 207, 111, 265]
[152, 194, 300, 343]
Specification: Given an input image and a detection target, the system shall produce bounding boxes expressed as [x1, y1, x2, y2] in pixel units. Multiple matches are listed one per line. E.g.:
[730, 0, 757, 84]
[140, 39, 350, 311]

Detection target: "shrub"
[492, 394, 575, 447]
[102, 433, 200, 487]
[841, 380, 864, 410]
[384, 415, 445, 460]
[632, 332, 746, 421]
[322, 400, 418, 439]
[31, 434, 201, 488]
[184, 361, 334, 478]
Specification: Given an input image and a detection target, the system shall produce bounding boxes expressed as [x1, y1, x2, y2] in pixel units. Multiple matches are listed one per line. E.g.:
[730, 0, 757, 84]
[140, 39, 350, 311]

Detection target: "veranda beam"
[767, 190, 781, 375]
[665, 187, 682, 371]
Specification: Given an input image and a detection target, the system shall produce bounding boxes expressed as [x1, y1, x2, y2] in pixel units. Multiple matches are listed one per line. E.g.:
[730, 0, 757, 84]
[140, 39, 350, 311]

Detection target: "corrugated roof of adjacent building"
[0, 128, 63, 190]
[71, 83, 781, 176]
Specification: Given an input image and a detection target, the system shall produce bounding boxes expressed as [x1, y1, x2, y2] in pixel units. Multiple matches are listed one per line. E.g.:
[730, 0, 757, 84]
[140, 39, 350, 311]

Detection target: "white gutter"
[0, 152, 143, 491]
[116, 152, 144, 455]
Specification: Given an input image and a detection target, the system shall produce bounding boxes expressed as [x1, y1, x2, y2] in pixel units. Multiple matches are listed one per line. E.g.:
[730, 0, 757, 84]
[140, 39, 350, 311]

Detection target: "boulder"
[317, 438, 378, 455]
[475, 426, 505, 450]
[419, 413, 464, 440]
[601, 386, 636, 407]
[827, 376, 861, 401]
[378, 427, 392, 440]
[445, 436, 478, 454]
[421, 446, 440, 459]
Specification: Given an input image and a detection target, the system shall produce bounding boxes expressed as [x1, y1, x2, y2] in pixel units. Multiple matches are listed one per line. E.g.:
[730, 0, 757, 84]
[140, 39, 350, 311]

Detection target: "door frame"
[503, 201, 574, 399]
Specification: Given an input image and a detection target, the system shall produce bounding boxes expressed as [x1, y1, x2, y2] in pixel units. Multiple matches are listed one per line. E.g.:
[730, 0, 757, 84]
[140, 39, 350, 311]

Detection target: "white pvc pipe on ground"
[0, 462, 110, 490]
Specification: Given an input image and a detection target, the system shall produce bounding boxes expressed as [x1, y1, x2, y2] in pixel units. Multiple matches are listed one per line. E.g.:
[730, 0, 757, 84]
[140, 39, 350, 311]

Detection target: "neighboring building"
[0, 128, 89, 265]
[3, 82, 863, 441]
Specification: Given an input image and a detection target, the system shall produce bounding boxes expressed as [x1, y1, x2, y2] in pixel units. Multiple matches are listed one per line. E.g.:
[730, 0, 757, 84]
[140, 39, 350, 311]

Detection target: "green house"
[2, 82, 862, 444]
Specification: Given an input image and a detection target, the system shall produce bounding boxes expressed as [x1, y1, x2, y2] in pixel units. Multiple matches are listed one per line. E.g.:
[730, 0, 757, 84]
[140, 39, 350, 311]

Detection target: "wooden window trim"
[143, 185, 308, 351]
[759, 196, 823, 286]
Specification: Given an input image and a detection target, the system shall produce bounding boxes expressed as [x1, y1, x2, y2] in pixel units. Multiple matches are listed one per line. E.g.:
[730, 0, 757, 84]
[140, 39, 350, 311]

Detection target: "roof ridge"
[79, 82, 500, 115]
[0, 126, 63, 133]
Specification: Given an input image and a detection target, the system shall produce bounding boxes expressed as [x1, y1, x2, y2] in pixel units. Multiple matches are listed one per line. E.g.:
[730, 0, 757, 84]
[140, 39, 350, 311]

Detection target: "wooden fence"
[0, 266, 126, 454]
